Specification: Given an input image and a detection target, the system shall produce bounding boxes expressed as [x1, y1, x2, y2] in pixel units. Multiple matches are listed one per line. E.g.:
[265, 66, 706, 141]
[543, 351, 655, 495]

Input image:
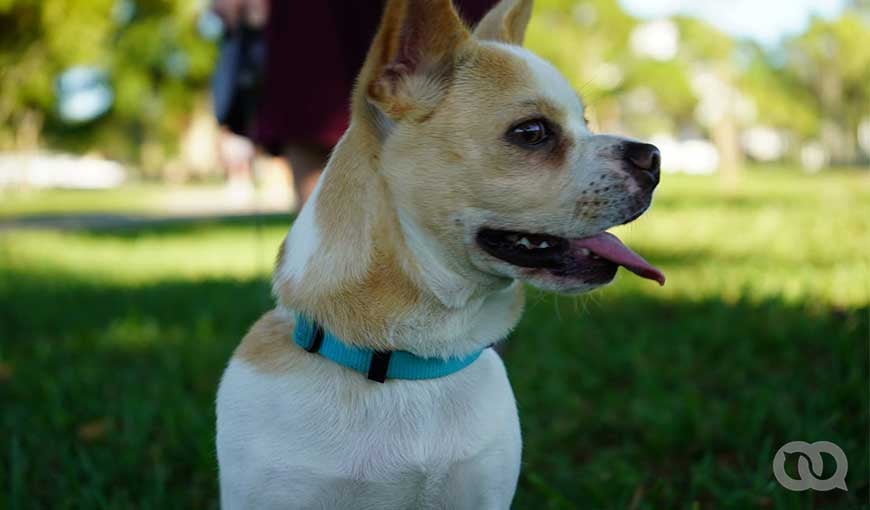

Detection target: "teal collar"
[293, 314, 485, 383]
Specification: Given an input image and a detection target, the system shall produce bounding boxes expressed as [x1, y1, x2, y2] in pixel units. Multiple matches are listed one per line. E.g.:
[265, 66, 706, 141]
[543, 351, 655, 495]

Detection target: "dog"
[216, 0, 664, 508]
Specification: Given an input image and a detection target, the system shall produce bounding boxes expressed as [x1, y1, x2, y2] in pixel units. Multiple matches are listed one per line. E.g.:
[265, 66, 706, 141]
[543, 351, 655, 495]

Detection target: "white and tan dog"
[216, 0, 664, 508]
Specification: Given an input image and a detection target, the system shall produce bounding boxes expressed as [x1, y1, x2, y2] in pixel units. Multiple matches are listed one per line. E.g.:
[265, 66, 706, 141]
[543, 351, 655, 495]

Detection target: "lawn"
[1, 169, 868, 509]
[0, 184, 182, 218]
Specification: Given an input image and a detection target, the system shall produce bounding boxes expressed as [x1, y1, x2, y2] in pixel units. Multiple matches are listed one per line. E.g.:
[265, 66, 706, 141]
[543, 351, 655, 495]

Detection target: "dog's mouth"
[476, 228, 665, 286]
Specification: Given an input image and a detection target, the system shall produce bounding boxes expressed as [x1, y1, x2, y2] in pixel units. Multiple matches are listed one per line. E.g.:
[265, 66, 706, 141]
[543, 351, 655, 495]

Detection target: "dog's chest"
[217, 349, 520, 509]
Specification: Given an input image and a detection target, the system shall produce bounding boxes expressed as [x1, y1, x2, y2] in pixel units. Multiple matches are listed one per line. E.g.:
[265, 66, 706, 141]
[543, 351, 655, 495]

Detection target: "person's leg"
[285, 143, 330, 210]
[218, 128, 256, 205]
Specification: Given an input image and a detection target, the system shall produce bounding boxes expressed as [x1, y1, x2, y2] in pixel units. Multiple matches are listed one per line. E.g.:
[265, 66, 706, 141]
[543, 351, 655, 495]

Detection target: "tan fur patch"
[317, 177, 419, 347]
[464, 44, 529, 93]
[273, 131, 423, 349]
[235, 309, 302, 373]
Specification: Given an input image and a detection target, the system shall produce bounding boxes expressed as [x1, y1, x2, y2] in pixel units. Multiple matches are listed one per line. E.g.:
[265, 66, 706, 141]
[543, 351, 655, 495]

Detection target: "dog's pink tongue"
[573, 232, 666, 286]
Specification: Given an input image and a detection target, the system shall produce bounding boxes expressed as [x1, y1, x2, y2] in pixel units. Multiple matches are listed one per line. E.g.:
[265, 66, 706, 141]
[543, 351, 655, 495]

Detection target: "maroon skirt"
[252, 0, 497, 153]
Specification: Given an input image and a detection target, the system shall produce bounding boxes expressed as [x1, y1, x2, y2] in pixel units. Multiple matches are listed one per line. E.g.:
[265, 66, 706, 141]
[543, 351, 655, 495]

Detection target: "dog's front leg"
[441, 422, 522, 510]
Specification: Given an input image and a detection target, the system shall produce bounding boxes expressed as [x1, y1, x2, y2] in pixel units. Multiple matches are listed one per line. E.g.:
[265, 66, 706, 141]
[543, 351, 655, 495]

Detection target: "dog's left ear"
[473, 0, 533, 45]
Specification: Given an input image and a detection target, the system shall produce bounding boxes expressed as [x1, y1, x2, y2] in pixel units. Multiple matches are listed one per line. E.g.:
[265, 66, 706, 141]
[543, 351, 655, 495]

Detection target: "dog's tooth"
[539, 241, 550, 249]
[580, 248, 591, 256]
[517, 237, 532, 249]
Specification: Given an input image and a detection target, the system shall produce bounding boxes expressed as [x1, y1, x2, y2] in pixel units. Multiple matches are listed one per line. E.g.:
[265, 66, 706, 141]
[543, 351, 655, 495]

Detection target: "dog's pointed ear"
[473, 0, 533, 45]
[357, 0, 470, 121]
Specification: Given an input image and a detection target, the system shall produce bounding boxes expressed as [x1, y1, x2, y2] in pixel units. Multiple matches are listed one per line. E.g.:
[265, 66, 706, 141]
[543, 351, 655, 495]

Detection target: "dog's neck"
[273, 125, 523, 359]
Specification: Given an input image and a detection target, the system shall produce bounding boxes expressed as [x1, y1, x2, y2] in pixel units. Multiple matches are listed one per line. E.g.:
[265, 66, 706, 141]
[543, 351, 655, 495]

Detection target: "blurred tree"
[788, 12, 870, 164]
[740, 44, 820, 140]
[0, 0, 216, 175]
[675, 16, 745, 187]
[740, 9, 870, 166]
[0, 0, 114, 150]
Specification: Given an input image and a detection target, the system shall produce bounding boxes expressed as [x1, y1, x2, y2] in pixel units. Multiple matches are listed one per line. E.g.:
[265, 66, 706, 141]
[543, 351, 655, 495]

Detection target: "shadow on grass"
[0, 212, 294, 237]
[0, 270, 867, 509]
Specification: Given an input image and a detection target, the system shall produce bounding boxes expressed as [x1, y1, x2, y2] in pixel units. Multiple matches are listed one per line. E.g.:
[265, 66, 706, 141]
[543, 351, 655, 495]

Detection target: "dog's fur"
[217, 1, 659, 508]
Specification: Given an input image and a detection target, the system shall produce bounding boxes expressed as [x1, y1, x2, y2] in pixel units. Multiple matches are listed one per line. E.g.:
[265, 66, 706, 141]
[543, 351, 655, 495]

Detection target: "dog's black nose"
[623, 142, 661, 189]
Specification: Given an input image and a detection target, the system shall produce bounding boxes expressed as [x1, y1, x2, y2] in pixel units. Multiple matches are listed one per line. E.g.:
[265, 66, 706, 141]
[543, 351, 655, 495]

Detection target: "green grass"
[0, 185, 171, 218]
[0, 183, 248, 219]
[1, 169, 868, 509]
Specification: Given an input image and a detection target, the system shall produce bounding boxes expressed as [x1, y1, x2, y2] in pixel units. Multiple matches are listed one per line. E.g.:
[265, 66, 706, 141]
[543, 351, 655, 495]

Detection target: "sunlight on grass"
[610, 170, 869, 307]
[1, 225, 285, 283]
[0, 185, 174, 218]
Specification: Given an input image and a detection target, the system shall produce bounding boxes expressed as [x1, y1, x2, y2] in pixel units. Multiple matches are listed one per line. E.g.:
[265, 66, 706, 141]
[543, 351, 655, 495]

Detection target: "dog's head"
[354, 0, 664, 297]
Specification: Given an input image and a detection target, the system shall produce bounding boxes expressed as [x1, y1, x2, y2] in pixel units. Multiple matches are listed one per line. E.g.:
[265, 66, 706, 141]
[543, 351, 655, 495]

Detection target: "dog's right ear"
[356, 0, 470, 122]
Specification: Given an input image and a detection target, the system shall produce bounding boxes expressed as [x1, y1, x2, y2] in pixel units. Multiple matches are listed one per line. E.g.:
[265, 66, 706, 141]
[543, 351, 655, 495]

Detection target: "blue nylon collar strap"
[293, 314, 485, 383]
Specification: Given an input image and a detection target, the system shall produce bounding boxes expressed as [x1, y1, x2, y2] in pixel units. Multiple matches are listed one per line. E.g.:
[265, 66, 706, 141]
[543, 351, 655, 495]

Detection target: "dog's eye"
[507, 119, 550, 147]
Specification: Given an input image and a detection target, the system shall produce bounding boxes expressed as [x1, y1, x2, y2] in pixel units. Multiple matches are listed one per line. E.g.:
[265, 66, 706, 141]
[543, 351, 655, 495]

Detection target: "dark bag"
[212, 26, 266, 137]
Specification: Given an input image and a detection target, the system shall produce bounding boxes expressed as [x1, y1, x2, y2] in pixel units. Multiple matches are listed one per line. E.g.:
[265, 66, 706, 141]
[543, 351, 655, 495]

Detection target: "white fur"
[386, 280, 520, 359]
[492, 42, 588, 137]
[275, 174, 324, 286]
[397, 209, 476, 309]
[217, 348, 521, 509]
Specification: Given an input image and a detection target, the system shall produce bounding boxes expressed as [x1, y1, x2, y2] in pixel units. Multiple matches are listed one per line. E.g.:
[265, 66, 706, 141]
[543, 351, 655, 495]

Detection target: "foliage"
[739, 10, 870, 157]
[1, 169, 867, 508]
[0, 0, 216, 166]
[739, 45, 821, 139]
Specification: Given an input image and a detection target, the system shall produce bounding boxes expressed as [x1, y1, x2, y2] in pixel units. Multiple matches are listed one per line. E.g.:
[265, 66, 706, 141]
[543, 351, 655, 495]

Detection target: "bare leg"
[285, 144, 329, 211]
[218, 128, 256, 206]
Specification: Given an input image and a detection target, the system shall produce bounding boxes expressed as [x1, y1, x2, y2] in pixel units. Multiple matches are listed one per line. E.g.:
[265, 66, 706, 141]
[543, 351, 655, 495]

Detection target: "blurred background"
[0, 0, 867, 508]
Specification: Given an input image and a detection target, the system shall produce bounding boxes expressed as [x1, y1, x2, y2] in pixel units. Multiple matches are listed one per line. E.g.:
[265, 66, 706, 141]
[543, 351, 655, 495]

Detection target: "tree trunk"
[714, 68, 742, 190]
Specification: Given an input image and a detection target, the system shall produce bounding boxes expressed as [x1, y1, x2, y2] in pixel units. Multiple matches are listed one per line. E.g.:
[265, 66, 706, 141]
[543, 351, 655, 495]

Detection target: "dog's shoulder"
[233, 308, 303, 373]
